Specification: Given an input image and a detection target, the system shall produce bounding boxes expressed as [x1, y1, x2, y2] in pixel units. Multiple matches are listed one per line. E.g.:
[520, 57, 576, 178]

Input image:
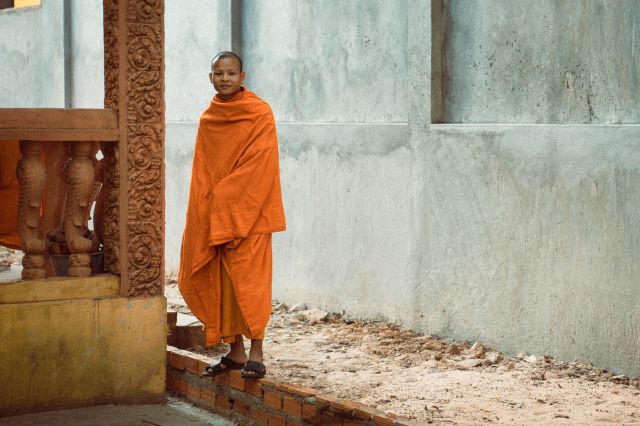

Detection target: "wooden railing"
[0, 108, 119, 280]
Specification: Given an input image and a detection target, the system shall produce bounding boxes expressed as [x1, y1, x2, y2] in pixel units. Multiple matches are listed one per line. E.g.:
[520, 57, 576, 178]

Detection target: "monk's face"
[209, 57, 245, 100]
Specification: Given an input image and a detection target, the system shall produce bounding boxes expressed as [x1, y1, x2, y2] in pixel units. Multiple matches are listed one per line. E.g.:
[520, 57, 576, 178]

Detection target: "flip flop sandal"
[241, 360, 266, 379]
[201, 356, 245, 377]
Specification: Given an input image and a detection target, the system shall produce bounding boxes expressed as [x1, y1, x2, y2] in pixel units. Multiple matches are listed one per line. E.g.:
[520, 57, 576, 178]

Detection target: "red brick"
[244, 378, 264, 397]
[373, 415, 394, 426]
[320, 411, 343, 426]
[184, 356, 199, 376]
[268, 413, 287, 426]
[216, 394, 234, 410]
[197, 355, 214, 375]
[171, 377, 188, 395]
[213, 372, 229, 386]
[186, 383, 201, 400]
[234, 399, 251, 418]
[273, 382, 317, 398]
[286, 418, 305, 426]
[343, 420, 364, 426]
[282, 396, 302, 418]
[200, 388, 217, 406]
[260, 377, 279, 388]
[351, 401, 384, 420]
[229, 369, 245, 391]
[301, 403, 319, 421]
[315, 394, 355, 415]
[169, 351, 186, 371]
[263, 390, 282, 410]
[250, 407, 269, 425]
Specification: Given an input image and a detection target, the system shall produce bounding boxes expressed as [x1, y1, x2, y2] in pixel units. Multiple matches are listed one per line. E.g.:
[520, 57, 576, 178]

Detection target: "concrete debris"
[484, 351, 502, 364]
[524, 355, 538, 364]
[468, 341, 486, 358]
[610, 375, 630, 385]
[295, 309, 329, 324]
[288, 302, 308, 312]
[458, 358, 484, 369]
[448, 344, 462, 355]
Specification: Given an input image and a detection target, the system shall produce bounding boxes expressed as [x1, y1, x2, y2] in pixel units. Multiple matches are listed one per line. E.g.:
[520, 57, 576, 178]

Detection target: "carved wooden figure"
[64, 141, 95, 277]
[17, 140, 47, 279]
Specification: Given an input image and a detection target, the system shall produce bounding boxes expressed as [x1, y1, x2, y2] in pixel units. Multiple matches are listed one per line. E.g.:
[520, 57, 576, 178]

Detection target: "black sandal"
[241, 360, 266, 379]
[201, 356, 245, 377]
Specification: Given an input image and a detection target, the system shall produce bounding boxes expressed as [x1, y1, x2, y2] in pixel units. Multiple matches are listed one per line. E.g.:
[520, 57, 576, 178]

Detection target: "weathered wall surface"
[69, 0, 104, 108]
[0, 1, 103, 108]
[245, 1, 640, 376]
[0, 2, 65, 107]
[412, 125, 640, 374]
[439, 0, 640, 124]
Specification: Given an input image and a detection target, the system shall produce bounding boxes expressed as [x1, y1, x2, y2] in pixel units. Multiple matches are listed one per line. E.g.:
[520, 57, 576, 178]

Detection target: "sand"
[165, 281, 640, 425]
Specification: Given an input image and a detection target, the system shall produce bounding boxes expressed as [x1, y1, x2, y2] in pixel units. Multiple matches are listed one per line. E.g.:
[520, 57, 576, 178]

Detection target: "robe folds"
[178, 87, 286, 346]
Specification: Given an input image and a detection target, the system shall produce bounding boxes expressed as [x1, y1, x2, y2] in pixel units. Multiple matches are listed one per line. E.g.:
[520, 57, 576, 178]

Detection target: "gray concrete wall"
[438, 0, 640, 124]
[0, 0, 103, 108]
[244, 0, 640, 376]
[69, 0, 104, 108]
[0, 2, 65, 107]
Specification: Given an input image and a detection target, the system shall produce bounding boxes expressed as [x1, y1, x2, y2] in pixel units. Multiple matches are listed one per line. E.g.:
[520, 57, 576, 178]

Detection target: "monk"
[178, 51, 286, 379]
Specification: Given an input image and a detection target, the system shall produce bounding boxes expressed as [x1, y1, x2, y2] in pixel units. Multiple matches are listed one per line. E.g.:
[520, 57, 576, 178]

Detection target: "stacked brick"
[166, 346, 421, 425]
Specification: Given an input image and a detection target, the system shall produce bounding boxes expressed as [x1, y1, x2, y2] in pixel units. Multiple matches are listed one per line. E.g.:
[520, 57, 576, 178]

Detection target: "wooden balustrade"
[0, 108, 119, 280]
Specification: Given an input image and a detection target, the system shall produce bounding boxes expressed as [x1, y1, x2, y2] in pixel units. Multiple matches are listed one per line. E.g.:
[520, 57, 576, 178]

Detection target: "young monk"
[178, 51, 286, 379]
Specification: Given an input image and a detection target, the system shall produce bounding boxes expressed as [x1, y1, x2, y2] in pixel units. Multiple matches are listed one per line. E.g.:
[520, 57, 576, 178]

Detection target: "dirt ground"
[166, 281, 640, 425]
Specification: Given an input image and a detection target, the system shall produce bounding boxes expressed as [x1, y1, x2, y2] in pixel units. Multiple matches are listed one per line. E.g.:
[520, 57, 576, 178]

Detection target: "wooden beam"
[0, 108, 118, 141]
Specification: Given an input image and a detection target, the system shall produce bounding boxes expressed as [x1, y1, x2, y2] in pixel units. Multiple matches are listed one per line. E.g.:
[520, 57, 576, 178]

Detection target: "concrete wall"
[0, 2, 65, 107]
[0, 0, 103, 108]
[438, 0, 640, 124]
[242, 0, 640, 376]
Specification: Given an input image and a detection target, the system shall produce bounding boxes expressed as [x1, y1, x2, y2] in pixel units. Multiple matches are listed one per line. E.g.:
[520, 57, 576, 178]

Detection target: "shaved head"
[211, 51, 243, 72]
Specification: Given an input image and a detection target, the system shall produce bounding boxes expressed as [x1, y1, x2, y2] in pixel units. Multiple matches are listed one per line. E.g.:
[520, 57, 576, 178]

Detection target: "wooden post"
[103, 0, 165, 297]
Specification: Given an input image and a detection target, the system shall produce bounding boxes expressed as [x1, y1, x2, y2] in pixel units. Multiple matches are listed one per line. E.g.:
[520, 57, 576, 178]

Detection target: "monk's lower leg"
[248, 339, 263, 363]
[227, 334, 247, 362]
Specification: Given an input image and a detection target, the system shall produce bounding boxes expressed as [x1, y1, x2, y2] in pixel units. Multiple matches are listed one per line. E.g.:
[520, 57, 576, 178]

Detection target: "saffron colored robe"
[178, 88, 286, 346]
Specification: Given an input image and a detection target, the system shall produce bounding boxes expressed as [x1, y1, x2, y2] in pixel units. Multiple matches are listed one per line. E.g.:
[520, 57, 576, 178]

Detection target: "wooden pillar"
[103, 0, 165, 297]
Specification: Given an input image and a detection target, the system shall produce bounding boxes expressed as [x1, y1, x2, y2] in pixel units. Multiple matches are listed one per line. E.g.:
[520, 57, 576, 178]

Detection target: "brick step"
[167, 311, 205, 349]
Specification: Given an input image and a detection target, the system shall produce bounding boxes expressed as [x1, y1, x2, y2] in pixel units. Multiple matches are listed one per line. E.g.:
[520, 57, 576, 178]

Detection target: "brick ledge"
[166, 346, 421, 426]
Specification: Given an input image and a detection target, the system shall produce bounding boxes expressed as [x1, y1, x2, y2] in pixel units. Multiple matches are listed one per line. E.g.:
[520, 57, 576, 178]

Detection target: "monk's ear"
[209, 72, 214, 85]
[240, 71, 246, 84]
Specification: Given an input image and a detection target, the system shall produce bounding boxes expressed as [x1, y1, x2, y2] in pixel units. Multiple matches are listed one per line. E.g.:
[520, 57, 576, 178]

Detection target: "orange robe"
[178, 87, 286, 346]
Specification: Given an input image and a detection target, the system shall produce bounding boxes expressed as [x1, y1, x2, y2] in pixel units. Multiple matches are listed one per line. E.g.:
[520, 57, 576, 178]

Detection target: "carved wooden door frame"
[103, 0, 165, 297]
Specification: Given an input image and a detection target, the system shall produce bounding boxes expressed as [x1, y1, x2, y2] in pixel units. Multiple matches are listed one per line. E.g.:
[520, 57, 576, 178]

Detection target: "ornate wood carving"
[64, 141, 96, 277]
[125, 0, 164, 297]
[102, 0, 121, 275]
[17, 141, 47, 280]
[102, 0, 164, 296]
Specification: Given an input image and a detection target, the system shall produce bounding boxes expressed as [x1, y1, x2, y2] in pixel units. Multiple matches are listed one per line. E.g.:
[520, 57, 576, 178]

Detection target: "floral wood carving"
[126, 0, 164, 297]
[102, 0, 164, 296]
[102, 0, 120, 274]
